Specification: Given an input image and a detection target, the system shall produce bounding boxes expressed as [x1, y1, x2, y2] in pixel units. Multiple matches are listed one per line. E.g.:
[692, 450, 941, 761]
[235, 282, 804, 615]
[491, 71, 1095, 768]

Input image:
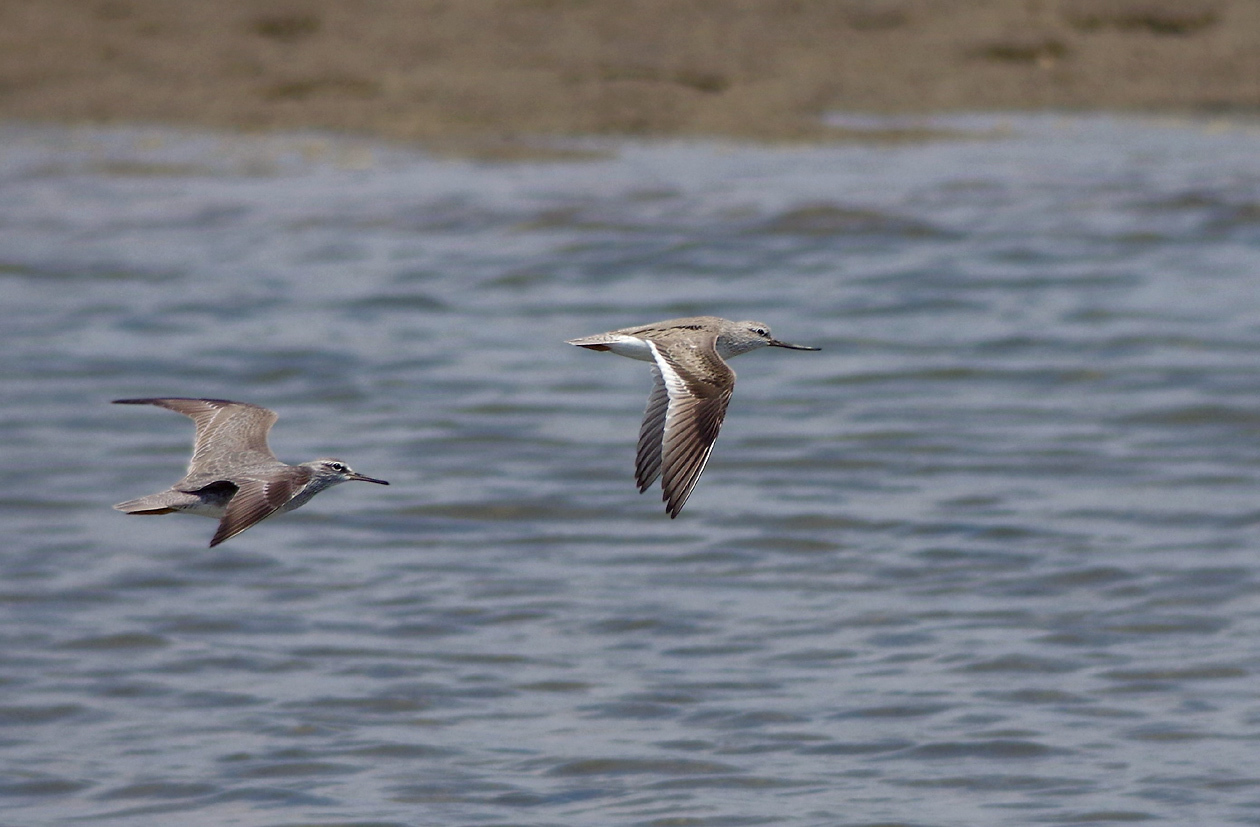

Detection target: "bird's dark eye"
[755, 328, 769, 337]
[330, 462, 347, 472]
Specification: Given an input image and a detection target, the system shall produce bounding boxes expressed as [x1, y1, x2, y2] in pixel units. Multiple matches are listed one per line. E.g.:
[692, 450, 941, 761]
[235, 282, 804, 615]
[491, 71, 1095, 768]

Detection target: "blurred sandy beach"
[0, 0, 1256, 152]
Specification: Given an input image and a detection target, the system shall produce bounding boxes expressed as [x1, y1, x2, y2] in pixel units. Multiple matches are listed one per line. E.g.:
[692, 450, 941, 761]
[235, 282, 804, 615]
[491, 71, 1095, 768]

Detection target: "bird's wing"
[635, 364, 670, 492]
[114, 398, 280, 474]
[647, 337, 734, 518]
[208, 467, 311, 547]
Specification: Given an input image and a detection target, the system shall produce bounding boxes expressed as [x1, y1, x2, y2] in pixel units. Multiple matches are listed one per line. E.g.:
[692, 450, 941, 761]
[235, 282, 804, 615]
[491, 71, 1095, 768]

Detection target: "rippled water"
[2, 114, 1260, 826]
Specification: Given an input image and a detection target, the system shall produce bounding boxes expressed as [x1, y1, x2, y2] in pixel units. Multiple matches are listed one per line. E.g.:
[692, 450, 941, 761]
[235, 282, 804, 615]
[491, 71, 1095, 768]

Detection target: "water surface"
[2, 115, 1260, 826]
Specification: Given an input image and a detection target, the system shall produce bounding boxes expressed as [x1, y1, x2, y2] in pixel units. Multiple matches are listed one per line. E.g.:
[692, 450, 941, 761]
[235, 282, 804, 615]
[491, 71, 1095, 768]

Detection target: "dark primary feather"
[649, 338, 734, 518]
[659, 386, 731, 517]
[635, 365, 670, 492]
[209, 469, 311, 547]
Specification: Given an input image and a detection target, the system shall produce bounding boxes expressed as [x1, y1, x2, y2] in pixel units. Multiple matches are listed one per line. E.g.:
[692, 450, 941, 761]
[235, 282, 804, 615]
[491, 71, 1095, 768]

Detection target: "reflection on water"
[1, 115, 1260, 825]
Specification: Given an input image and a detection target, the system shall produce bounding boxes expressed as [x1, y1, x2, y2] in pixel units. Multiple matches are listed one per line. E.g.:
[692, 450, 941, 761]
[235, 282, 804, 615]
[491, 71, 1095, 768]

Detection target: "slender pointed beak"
[349, 473, 389, 485]
[768, 339, 820, 351]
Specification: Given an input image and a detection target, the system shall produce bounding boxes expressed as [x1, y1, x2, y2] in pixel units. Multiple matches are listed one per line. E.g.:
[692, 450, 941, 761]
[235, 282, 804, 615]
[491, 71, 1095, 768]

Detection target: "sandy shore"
[0, 0, 1257, 152]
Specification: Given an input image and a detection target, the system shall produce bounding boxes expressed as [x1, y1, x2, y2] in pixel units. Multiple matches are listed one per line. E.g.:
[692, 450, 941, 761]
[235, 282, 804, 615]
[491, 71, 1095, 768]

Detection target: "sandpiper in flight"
[113, 398, 388, 546]
[566, 316, 819, 517]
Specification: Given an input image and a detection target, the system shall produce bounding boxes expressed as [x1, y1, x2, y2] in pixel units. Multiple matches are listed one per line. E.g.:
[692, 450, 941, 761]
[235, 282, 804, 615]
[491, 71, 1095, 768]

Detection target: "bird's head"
[725, 320, 820, 356]
[303, 458, 390, 487]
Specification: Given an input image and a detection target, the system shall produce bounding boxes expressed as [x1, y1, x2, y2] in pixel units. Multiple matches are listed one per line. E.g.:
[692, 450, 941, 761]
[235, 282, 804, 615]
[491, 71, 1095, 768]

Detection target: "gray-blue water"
[3, 114, 1260, 826]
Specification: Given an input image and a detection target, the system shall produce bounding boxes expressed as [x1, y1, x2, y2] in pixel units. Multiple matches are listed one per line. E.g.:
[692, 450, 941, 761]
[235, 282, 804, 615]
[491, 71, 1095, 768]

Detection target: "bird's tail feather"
[113, 492, 184, 514]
